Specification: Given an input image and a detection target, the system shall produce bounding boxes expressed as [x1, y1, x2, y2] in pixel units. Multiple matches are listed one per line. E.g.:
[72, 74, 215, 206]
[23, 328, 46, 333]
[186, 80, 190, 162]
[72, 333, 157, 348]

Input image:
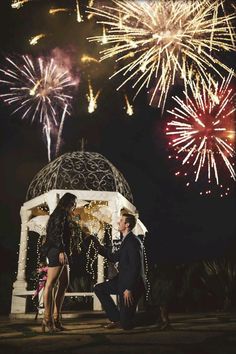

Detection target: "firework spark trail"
[86, 79, 100, 113]
[124, 94, 134, 116]
[0, 55, 78, 160]
[29, 34, 46, 46]
[49, 8, 71, 15]
[11, 0, 29, 9]
[81, 54, 100, 64]
[76, 0, 83, 22]
[55, 104, 68, 157]
[88, 0, 236, 109]
[166, 73, 236, 194]
[43, 120, 52, 162]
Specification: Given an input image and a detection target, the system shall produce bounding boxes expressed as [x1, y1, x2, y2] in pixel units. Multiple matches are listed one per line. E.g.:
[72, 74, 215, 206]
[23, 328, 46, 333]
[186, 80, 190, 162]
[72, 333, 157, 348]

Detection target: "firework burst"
[0, 55, 78, 160]
[88, 0, 236, 109]
[166, 73, 236, 196]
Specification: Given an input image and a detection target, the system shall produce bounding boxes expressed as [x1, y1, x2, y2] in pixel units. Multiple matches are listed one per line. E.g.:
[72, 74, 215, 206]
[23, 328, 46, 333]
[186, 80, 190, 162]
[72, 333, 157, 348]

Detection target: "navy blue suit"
[94, 232, 146, 329]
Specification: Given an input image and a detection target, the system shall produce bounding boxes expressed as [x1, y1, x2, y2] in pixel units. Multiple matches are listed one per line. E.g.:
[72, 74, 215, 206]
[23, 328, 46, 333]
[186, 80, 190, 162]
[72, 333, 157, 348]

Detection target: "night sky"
[0, 0, 236, 280]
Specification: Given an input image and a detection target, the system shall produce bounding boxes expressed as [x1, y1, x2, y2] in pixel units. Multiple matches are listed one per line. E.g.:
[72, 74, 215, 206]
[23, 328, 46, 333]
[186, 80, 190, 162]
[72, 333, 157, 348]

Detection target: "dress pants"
[94, 276, 142, 330]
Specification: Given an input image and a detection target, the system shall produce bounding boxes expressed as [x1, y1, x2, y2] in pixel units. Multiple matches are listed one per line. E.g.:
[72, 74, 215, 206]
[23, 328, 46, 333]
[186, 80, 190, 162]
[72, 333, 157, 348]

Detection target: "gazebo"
[11, 151, 147, 315]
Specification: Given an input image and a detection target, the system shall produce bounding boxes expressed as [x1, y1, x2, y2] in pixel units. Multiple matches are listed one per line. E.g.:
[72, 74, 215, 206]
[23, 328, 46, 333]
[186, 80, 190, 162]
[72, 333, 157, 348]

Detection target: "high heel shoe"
[54, 317, 66, 331]
[42, 318, 55, 333]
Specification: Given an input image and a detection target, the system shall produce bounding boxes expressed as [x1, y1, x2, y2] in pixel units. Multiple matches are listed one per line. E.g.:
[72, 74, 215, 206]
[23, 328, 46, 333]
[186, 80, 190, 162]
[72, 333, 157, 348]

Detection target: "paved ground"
[0, 312, 236, 354]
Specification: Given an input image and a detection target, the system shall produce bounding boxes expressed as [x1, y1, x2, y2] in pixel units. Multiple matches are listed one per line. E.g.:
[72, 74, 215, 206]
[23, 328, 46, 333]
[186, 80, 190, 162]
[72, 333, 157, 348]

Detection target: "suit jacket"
[98, 232, 146, 293]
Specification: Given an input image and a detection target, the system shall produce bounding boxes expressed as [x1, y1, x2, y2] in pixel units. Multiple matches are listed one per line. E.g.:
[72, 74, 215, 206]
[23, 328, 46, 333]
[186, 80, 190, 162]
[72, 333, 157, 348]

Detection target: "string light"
[142, 243, 150, 301]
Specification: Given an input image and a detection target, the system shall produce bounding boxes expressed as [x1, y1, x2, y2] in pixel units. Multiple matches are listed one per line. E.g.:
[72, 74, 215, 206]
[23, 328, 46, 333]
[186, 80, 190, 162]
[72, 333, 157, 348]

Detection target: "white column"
[93, 227, 104, 311]
[111, 199, 120, 242]
[93, 199, 119, 311]
[11, 207, 31, 314]
[47, 191, 59, 214]
[110, 200, 120, 307]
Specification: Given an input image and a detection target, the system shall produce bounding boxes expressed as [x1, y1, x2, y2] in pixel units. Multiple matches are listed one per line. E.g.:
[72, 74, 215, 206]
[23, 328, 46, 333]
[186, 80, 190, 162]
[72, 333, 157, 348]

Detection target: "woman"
[41, 192, 77, 333]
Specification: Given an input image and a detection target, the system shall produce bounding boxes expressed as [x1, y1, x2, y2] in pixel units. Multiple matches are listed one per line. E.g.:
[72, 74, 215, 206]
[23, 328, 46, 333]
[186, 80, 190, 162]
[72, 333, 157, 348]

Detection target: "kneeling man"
[92, 213, 146, 330]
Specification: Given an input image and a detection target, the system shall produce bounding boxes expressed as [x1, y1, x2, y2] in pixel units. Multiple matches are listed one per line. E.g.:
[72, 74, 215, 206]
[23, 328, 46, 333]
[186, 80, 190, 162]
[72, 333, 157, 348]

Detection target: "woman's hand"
[91, 235, 101, 249]
[123, 289, 134, 307]
[59, 252, 67, 265]
[84, 234, 100, 248]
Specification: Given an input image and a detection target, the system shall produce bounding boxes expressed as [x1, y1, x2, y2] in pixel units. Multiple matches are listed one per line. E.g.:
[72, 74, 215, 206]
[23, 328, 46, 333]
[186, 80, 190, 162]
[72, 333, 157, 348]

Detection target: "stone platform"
[0, 312, 236, 354]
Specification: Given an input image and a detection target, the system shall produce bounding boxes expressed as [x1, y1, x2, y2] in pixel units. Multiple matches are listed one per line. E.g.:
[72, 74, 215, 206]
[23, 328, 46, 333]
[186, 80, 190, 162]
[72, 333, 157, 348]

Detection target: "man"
[92, 213, 146, 330]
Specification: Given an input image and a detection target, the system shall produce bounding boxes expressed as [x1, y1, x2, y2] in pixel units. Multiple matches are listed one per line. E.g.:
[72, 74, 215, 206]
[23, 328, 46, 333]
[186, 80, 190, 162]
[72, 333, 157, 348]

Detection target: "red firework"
[166, 73, 236, 197]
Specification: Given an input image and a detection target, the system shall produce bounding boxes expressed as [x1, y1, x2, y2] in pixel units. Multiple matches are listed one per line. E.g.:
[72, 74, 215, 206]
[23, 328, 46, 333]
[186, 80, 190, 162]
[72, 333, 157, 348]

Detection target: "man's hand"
[123, 289, 134, 307]
[84, 235, 101, 249]
[59, 252, 67, 265]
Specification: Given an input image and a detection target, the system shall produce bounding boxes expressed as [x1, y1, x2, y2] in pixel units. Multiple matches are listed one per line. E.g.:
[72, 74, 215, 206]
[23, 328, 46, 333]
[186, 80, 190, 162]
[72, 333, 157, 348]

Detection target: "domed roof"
[26, 151, 133, 202]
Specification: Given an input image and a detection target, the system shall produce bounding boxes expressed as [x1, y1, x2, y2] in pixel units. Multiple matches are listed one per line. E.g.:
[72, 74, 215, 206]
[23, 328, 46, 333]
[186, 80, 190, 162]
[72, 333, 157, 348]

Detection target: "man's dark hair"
[122, 213, 137, 231]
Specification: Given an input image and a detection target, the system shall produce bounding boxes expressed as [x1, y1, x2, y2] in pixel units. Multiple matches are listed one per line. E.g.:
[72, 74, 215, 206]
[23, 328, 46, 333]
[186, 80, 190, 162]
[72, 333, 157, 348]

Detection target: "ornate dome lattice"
[26, 151, 133, 202]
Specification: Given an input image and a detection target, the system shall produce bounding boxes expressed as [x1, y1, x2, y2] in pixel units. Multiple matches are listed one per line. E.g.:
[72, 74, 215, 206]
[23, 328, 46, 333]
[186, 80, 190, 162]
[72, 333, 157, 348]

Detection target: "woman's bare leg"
[43, 266, 63, 322]
[53, 265, 69, 322]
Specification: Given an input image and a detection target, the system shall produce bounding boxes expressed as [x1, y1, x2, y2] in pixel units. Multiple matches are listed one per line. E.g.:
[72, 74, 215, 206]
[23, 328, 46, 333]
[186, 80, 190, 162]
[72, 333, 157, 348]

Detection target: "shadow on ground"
[0, 312, 236, 354]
